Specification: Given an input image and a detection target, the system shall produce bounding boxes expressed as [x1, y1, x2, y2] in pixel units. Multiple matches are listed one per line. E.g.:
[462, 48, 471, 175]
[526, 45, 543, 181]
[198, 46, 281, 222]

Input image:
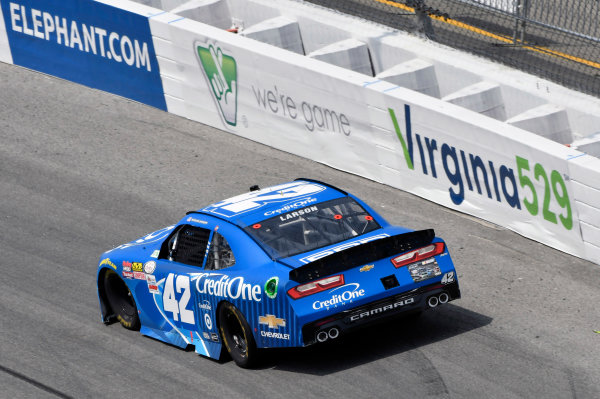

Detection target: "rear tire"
[219, 302, 259, 368]
[103, 270, 140, 330]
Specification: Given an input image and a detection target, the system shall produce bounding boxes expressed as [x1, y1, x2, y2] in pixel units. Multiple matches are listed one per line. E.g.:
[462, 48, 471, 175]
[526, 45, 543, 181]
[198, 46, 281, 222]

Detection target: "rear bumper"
[302, 280, 460, 345]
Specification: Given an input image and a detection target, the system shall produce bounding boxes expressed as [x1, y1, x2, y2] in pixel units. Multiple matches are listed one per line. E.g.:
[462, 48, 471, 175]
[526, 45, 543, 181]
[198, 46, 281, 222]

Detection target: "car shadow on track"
[258, 304, 492, 374]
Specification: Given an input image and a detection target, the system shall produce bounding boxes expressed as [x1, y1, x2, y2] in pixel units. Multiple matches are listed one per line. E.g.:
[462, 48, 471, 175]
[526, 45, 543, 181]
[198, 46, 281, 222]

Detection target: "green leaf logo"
[197, 43, 238, 127]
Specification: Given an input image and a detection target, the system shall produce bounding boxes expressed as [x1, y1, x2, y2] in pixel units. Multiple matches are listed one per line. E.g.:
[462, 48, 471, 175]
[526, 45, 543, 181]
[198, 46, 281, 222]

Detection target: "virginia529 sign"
[1, 0, 166, 110]
[389, 104, 575, 233]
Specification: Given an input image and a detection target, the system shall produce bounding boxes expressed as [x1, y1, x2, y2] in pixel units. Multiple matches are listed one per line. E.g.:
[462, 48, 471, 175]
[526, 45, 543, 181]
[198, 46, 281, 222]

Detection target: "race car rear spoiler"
[289, 229, 435, 283]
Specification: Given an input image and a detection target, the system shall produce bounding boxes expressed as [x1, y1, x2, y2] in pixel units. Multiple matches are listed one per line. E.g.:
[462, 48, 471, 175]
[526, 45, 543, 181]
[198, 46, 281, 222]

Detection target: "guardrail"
[1, 0, 598, 265]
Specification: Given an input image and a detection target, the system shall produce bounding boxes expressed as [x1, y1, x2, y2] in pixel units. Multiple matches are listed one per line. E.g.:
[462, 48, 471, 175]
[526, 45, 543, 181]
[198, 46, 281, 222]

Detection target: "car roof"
[195, 179, 348, 227]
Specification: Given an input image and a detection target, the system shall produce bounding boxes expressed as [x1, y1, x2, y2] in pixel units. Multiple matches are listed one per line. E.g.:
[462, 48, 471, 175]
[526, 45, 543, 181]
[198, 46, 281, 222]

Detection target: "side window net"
[205, 232, 236, 270]
[170, 225, 211, 267]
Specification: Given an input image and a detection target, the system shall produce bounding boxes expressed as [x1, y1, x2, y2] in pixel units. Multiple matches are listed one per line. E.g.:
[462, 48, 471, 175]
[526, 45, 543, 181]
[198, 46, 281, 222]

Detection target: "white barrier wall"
[0, 1, 12, 63]
[149, 12, 596, 262]
[569, 156, 600, 263]
[1, 0, 599, 264]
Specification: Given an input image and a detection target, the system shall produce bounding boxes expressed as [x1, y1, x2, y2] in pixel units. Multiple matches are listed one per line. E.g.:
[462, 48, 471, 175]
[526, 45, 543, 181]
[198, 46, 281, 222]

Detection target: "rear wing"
[289, 229, 435, 283]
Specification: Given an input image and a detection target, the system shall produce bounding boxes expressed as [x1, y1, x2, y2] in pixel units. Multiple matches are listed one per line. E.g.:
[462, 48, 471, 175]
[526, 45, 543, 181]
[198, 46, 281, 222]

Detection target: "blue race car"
[97, 179, 460, 367]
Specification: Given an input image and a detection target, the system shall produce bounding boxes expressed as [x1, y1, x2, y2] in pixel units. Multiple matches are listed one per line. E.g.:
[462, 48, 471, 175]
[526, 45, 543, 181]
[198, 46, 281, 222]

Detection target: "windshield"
[244, 197, 381, 259]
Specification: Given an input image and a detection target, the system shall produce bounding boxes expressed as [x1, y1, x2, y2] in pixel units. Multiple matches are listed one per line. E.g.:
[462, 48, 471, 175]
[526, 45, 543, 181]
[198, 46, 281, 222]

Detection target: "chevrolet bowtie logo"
[259, 314, 286, 329]
[360, 264, 375, 272]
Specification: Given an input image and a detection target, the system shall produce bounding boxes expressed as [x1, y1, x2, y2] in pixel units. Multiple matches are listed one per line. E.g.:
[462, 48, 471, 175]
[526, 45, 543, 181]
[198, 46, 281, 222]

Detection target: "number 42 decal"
[163, 274, 195, 324]
[441, 272, 455, 284]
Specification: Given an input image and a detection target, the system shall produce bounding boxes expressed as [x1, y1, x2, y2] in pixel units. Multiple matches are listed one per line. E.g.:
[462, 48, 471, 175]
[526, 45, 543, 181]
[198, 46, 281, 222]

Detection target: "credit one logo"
[312, 283, 365, 310]
[194, 273, 262, 302]
[264, 197, 317, 216]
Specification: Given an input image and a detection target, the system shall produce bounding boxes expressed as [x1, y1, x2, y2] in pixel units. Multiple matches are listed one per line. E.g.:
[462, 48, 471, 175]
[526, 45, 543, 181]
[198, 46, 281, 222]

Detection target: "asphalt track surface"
[1, 62, 599, 399]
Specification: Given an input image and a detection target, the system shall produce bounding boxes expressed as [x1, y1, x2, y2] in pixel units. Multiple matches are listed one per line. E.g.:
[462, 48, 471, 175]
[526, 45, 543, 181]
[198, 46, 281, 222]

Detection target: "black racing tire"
[219, 302, 259, 368]
[103, 270, 140, 331]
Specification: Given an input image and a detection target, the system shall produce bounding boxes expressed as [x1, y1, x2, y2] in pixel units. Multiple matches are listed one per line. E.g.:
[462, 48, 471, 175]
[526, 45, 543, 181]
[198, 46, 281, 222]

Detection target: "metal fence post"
[513, 0, 520, 43]
[412, 0, 437, 40]
[519, 0, 529, 42]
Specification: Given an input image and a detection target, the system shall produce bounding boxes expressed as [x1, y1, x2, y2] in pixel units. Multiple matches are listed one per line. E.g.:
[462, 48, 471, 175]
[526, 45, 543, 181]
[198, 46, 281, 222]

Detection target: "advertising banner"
[151, 15, 587, 259]
[1, 0, 166, 109]
[150, 16, 371, 174]
[368, 84, 585, 257]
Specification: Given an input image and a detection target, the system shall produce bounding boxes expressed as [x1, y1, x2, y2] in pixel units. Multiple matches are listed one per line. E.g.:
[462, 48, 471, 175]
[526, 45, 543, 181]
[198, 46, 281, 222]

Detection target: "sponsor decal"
[143, 261, 156, 274]
[187, 216, 207, 225]
[122, 271, 134, 279]
[408, 258, 442, 282]
[279, 205, 318, 221]
[210, 332, 219, 342]
[203, 181, 325, 218]
[122, 261, 132, 272]
[133, 271, 146, 280]
[259, 314, 286, 329]
[131, 262, 143, 272]
[204, 313, 213, 330]
[260, 331, 290, 340]
[150, 250, 160, 258]
[196, 41, 237, 127]
[312, 283, 366, 310]
[349, 297, 415, 322]
[389, 105, 573, 230]
[360, 264, 375, 272]
[99, 258, 117, 270]
[193, 273, 262, 302]
[264, 198, 318, 216]
[146, 274, 159, 294]
[198, 300, 212, 311]
[264, 277, 279, 299]
[299, 233, 390, 264]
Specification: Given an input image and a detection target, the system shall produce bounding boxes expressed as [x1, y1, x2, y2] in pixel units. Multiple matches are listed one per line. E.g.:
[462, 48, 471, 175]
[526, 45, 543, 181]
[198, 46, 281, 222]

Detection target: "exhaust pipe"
[328, 328, 339, 340]
[427, 296, 439, 308]
[316, 331, 329, 343]
[439, 292, 449, 304]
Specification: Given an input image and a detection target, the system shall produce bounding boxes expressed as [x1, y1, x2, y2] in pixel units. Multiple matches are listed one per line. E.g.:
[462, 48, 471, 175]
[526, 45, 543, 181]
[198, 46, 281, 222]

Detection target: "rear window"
[244, 197, 381, 259]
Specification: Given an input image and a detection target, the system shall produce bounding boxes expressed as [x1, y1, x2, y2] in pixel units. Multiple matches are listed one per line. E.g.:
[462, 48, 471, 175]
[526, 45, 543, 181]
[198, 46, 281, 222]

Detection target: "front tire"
[219, 302, 259, 368]
[103, 270, 140, 330]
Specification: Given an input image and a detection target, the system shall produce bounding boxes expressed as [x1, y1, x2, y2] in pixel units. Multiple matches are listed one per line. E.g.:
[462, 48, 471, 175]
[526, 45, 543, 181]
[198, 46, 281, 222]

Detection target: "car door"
[193, 228, 241, 343]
